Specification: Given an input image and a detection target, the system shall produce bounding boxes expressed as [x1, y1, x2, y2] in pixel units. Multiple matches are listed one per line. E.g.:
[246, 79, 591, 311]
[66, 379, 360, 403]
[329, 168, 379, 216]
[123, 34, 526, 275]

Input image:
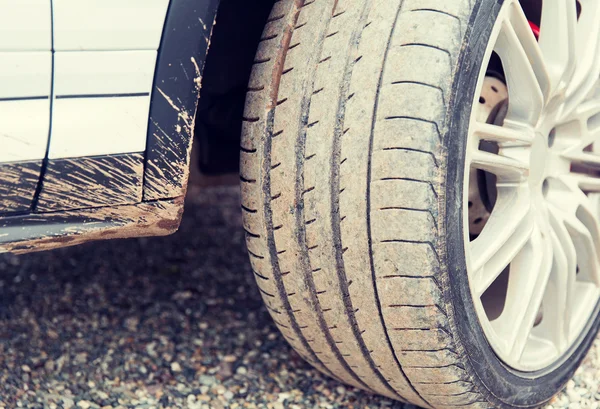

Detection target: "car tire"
[240, 0, 600, 408]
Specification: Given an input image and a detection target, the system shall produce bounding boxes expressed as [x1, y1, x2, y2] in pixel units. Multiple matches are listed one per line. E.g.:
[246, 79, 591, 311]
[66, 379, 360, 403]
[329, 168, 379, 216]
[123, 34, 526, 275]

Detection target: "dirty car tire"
[240, 0, 600, 408]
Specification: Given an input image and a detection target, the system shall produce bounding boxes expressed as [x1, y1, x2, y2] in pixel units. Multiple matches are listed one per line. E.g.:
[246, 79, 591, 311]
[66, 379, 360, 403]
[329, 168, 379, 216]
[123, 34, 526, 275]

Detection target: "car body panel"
[0, 0, 220, 253]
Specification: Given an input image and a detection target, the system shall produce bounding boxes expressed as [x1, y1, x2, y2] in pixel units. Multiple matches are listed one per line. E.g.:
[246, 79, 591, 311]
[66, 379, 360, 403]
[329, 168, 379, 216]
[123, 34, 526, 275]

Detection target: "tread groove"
[253, 0, 336, 380]
[379, 239, 440, 263]
[252, 270, 270, 280]
[389, 81, 445, 105]
[409, 8, 460, 22]
[247, 250, 265, 260]
[244, 228, 261, 238]
[241, 204, 258, 214]
[291, 0, 375, 393]
[258, 287, 276, 298]
[378, 206, 438, 228]
[384, 116, 442, 141]
[240, 145, 258, 153]
[381, 146, 439, 167]
[377, 177, 439, 199]
[365, 3, 433, 407]
[267, 13, 286, 22]
[398, 42, 452, 58]
[260, 33, 279, 42]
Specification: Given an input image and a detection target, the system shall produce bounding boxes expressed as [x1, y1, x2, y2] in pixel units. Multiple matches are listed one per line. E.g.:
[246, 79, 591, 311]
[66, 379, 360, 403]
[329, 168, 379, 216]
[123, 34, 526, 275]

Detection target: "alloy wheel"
[465, 0, 600, 372]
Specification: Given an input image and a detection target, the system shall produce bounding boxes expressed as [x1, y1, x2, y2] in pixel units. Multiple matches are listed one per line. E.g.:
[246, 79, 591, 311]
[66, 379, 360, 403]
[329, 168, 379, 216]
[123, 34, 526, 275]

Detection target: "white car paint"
[0, 0, 170, 163]
[53, 0, 169, 51]
[49, 51, 156, 159]
[0, 52, 52, 163]
[0, 0, 51, 51]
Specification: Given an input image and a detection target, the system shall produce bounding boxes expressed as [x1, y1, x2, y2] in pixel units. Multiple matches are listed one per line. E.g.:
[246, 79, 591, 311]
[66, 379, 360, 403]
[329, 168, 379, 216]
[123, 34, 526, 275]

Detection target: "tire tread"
[242, 1, 495, 408]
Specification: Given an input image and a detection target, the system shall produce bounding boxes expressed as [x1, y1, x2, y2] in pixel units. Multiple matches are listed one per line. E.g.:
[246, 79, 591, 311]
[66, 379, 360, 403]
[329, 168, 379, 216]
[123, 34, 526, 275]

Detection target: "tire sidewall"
[445, 0, 600, 407]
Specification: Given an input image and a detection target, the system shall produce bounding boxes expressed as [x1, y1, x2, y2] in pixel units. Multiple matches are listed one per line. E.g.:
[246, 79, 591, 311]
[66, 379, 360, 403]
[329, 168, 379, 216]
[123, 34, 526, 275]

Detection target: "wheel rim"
[464, 0, 600, 372]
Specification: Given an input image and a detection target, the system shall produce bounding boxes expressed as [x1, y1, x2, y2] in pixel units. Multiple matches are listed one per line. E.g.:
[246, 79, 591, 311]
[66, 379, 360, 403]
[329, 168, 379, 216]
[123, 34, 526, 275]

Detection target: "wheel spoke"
[574, 174, 600, 193]
[564, 151, 600, 168]
[564, 210, 600, 286]
[551, 176, 600, 286]
[471, 122, 535, 146]
[469, 150, 529, 181]
[508, 225, 553, 362]
[571, 99, 600, 123]
[546, 205, 578, 350]
[562, 101, 600, 166]
[571, 0, 600, 89]
[470, 186, 533, 295]
[564, 0, 600, 118]
[538, 0, 578, 96]
[494, 0, 550, 126]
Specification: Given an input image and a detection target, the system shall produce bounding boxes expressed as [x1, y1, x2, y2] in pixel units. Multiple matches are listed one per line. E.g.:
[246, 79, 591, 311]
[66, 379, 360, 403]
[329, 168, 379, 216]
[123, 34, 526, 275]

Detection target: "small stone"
[44, 360, 55, 372]
[568, 390, 581, 403]
[96, 391, 109, 400]
[199, 375, 215, 386]
[211, 401, 225, 409]
[124, 317, 139, 331]
[76, 401, 91, 409]
[21, 365, 31, 373]
[145, 342, 158, 358]
[170, 362, 182, 372]
[223, 355, 237, 363]
[172, 290, 193, 301]
[218, 363, 232, 378]
[75, 352, 88, 364]
[236, 366, 247, 375]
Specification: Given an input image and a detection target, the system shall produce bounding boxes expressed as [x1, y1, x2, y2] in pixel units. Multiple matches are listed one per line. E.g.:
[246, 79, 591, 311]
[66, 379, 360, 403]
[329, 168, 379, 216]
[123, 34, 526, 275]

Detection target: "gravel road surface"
[0, 186, 598, 409]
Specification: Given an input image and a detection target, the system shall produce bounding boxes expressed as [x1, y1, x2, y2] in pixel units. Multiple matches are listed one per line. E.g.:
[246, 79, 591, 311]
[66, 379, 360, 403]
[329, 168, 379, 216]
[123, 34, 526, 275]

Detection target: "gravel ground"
[0, 186, 598, 409]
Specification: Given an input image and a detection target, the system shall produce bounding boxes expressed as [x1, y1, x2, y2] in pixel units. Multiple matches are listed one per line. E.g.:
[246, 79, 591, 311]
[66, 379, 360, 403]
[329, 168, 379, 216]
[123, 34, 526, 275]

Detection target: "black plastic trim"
[143, 0, 220, 201]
